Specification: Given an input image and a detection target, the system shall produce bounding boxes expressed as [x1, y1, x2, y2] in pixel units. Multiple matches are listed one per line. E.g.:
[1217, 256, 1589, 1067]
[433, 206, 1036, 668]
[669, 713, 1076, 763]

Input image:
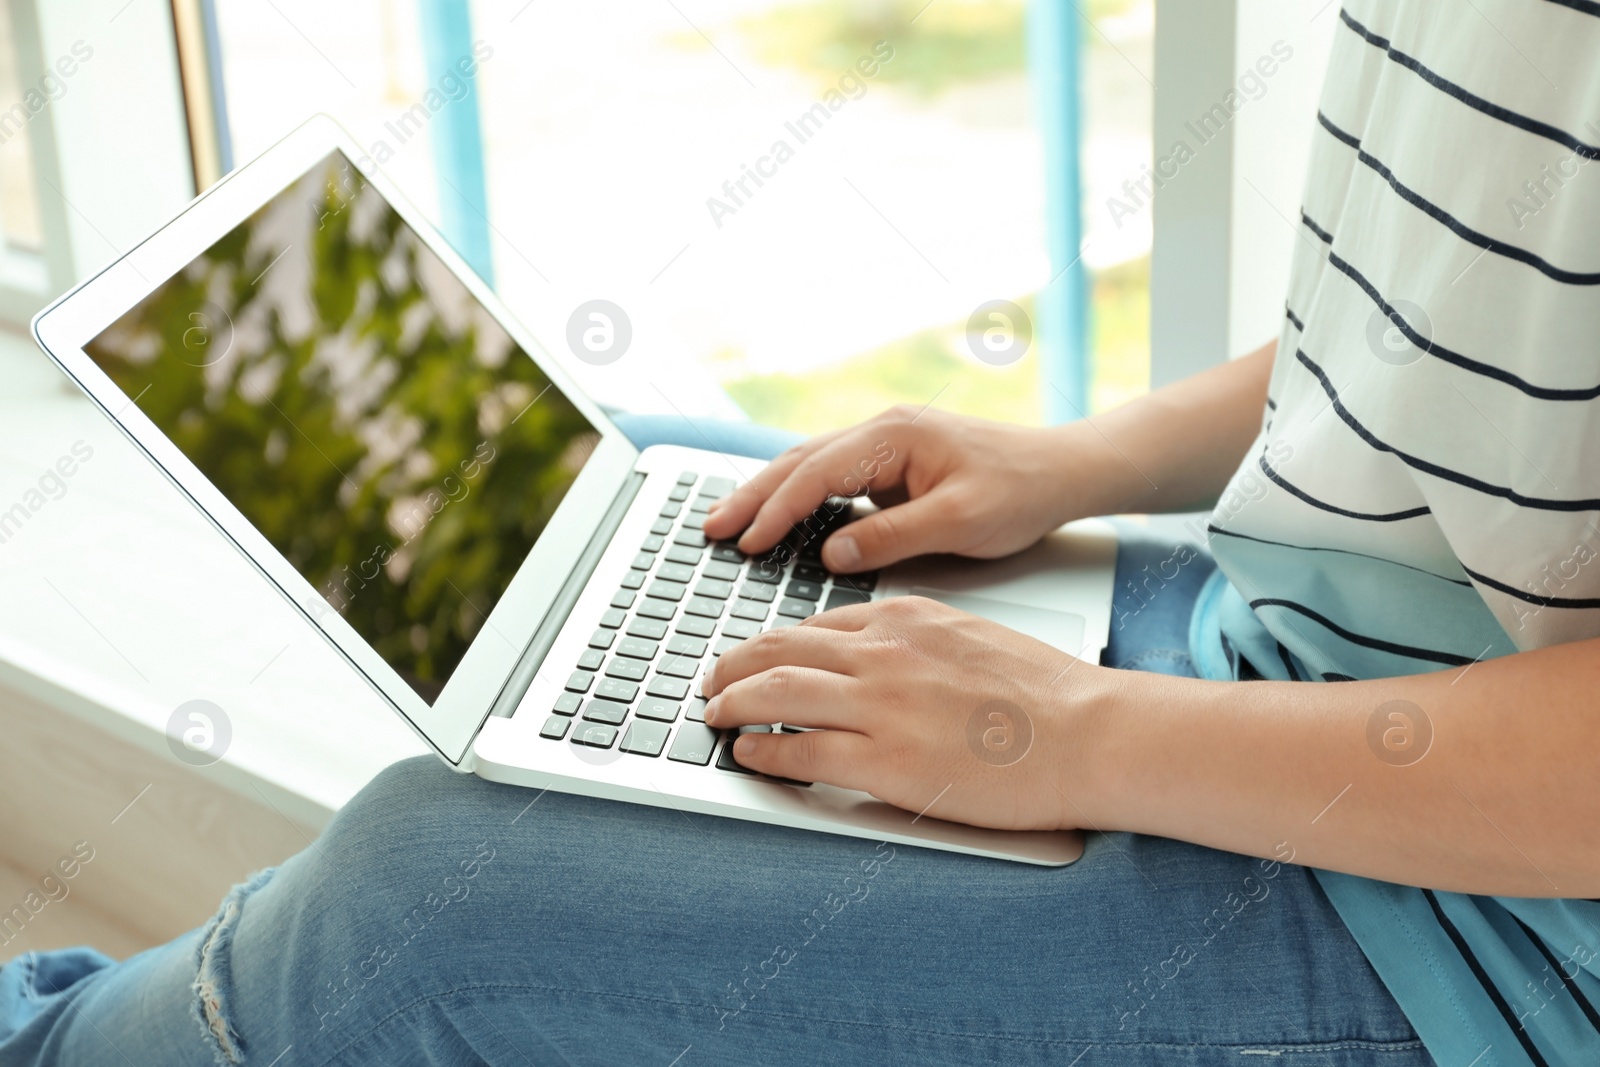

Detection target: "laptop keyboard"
[534, 471, 877, 779]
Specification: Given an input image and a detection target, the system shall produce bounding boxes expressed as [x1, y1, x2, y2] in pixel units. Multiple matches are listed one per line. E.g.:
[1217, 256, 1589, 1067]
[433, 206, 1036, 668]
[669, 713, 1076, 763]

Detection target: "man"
[3, 1, 1595, 1063]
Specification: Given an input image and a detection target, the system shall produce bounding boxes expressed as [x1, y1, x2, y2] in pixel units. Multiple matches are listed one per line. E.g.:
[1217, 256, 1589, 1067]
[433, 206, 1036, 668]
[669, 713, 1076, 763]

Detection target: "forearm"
[1067, 639, 1600, 897]
[1045, 340, 1276, 521]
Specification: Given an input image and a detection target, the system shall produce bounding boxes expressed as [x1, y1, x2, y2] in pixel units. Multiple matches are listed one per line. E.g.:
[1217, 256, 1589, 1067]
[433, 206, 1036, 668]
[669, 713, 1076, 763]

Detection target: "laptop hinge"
[487, 469, 647, 720]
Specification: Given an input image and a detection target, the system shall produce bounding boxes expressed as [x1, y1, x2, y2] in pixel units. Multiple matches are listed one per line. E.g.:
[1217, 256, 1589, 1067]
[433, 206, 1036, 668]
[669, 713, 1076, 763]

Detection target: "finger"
[704, 666, 866, 732]
[819, 489, 963, 572]
[799, 600, 878, 631]
[740, 429, 909, 554]
[732, 728, 876, 790]
[701, 432, 845, 541]
[708, 626, 859, 694]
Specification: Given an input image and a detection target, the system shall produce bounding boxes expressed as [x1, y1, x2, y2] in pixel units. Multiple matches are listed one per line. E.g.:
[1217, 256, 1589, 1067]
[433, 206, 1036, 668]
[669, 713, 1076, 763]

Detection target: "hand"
[702, 596, 1108, 832]
[700, 406, 1084, 574]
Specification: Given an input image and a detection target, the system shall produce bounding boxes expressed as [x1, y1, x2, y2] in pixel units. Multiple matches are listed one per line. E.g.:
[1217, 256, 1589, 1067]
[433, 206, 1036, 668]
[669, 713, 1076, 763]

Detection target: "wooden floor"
[0, 684, 320, 965]
[0, 858, 149, 961]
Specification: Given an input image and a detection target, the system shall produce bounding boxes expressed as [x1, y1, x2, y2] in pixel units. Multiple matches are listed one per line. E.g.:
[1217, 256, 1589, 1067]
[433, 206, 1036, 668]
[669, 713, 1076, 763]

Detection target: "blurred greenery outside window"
[718, 0, 1151, 433]
[211, 0, 1153, 438]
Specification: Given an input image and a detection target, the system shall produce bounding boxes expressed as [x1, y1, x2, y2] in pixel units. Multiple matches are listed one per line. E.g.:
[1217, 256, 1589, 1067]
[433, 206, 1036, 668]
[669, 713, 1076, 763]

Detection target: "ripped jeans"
[0, 419, 1430, 1067]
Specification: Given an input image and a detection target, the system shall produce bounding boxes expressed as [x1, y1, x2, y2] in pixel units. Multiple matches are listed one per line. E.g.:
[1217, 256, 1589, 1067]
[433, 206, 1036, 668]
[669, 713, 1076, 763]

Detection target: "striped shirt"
[1190, 2, 1600, 1063]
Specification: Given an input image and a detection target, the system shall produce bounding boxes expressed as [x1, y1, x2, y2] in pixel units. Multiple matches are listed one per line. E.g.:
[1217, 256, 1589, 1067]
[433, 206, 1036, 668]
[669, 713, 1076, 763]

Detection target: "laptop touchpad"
[908, 587, 1086, 654]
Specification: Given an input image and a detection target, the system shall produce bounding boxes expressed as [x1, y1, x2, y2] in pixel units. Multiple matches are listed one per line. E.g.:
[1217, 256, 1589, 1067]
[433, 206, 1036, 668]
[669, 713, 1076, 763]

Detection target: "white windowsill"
[0, 328, 426, 829]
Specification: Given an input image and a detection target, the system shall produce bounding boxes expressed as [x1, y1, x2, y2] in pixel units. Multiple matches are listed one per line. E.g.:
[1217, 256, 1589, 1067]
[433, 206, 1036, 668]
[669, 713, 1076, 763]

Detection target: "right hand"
[700, 405, 1085, 573]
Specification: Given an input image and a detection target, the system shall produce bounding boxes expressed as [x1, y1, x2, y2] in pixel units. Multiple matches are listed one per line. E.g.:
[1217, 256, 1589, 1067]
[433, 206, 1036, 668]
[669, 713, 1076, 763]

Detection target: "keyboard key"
[703, 560, 741, 582]
[577, 648, 605, 670]
[571, 722, 619, 748]
[668, 484, 691, 502]
[626, 616, 669, 640]
[641, 534, 665, 553]
[658, 561, 695, 584]
[676, 471, 698, 486]
[620, 569, 646, 591]
[676, 615, 716, 638]
[617, 638, 659, 661]
[686, 697, 710, 722]
[673, 529, 708, 549]
[770, 614, 803, 628]
[565, 671, 594, 694]
[684, 596, 725, 619]
[657, 654, 697, 679]
[840, 572, 880, 593]
[621, 720, 671, 757]
[650, 517, 674, 536]
[596, 677, 640, 703]
[581, 699, 629, 726]
[694, 577, 734, 600]
[540, 716, 570, 740]
[610, 589, 636, 610]
[738, 581, 777, 603]
[631, 552, 656, 571]
[794, 563, 829, 583]
[605, 658, 648, 682]
[713, 635, 743, 657]
[824, 588, 872, 612]
[730, 600, 769, 622]
[665, 544, 704, 566]
[721, 617, 763, 640]
[716, 725, 771, 774]
[744, 559, 783, 584]
[588, 628, 616, 650]
[637, 597, 677, 620]
[636, 698, 680, 722]
[647, 675, 691, 701]
[660, 501, 682, 519]
[553, 692, 582, 716]
[689, 495, 717, 514]
[667, 722, 718, 765]
[784, 579, 823, 602]
[599, 608, 627, 629]
[710, 543, 746, 564]
[777, 597, 815, 619]
[681, 512, 706, 531]
[703, 476, 737, 496]
[647, 578, 688, 603]
[665, 635, 707, 658]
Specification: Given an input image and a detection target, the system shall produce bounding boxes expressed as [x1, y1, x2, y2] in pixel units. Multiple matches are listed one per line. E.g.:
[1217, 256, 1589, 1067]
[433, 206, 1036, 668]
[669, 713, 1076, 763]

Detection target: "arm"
[1071, 640, 1600, 898]
[708, 595, 1600, 899]
[1061, 338, 1276, 518]
[702, 340, 1278, 571]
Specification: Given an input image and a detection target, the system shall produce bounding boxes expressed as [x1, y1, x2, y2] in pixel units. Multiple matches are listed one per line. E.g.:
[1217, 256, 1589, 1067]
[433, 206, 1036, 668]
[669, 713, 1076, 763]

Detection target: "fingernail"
[827, 533, 860, 570]
[735, 735, 756, 758]
[707, 498, 725, 512]
[703, 696, 720, 724]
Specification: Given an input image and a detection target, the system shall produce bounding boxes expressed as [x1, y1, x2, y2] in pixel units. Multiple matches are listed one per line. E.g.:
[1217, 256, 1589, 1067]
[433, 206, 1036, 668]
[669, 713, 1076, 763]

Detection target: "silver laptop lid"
[33, 116, 640, 765]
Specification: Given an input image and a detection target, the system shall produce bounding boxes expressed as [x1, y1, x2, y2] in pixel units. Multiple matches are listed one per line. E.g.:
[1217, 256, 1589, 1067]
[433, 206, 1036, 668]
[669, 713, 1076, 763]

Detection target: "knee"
[315, 756, 505, 868]
[243, 759, 525, 1032]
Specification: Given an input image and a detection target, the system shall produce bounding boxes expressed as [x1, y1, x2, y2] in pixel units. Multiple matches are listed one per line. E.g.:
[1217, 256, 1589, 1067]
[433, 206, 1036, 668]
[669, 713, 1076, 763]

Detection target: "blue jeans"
[0, 421, 1429, 1066]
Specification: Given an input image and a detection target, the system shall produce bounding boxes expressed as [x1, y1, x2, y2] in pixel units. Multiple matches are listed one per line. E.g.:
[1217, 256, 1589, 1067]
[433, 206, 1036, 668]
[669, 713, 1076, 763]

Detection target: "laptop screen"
[84, 150, 599, 704]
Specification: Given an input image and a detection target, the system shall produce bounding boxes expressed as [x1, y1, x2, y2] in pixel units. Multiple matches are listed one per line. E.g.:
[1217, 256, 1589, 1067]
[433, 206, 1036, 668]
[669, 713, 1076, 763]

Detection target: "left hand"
[702, 596, 1104, 832]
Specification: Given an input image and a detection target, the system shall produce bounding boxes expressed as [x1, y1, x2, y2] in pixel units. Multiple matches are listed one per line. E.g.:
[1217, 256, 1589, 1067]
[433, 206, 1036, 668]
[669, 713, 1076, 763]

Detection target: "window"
[209, 0, 1157, 434]
[0, 0, 44, 256]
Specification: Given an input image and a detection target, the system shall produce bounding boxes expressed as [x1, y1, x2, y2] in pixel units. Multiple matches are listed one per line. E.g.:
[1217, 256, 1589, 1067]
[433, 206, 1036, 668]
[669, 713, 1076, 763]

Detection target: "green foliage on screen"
[85, 153, 597, 702]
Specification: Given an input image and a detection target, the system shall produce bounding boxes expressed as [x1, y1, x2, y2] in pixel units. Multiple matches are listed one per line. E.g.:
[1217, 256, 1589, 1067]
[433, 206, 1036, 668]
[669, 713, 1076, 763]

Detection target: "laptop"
[32, 116, 1113, 865]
